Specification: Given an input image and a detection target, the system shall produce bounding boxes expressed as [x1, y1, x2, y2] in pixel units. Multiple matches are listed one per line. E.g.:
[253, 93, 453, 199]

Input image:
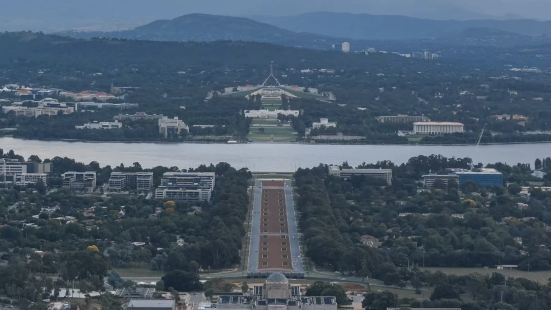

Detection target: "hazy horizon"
[1, 0, 550, 32]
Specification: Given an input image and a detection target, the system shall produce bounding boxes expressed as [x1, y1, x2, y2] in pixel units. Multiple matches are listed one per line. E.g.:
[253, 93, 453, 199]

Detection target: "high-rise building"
[155, 172, 215, 202]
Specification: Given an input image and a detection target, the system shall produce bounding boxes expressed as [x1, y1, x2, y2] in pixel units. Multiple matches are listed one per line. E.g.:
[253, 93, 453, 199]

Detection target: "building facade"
[455, 169, 504, 188]
[155, 172, 215, 202]
[422, 174, 460, 189]
[329, 166, 393, 185]
[413, 122, 464, 135]
[312, 118, 337, 129]
[158, 117, 189, 138]
[108, 172, 154, 192]
[62, 171, 97, 192]
[376, 115, 430, 124]
[218, 273, 337, 310]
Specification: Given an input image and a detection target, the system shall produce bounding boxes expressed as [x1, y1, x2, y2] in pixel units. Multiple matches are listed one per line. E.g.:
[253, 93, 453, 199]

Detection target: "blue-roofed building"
[454, 169, 504, 188]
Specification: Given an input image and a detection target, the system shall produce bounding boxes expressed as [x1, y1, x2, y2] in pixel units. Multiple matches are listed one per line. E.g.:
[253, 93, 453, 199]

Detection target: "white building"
[312, 118, 337, 129]
[2, 98, 75, 118]
[329, 165, 393, 185]
[158, 116, 189, 138]
[155, 172, 215, 202]
[108, 172, 154, 192]
[15, 173, 48, 186]
[75, 120, 122, 130]
[244, 109, 300, 119]
[0, 159, 27, 184]
[62, 171, 97, 192]
[341, 42, 351, 53]
[413, 122, 464, 135]
[218, 273, 337, 310]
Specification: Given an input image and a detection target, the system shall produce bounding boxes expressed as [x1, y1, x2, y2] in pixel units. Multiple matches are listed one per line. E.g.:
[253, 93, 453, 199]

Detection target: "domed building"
[265, 272, 290, 299]
[217, 273, 337, 310]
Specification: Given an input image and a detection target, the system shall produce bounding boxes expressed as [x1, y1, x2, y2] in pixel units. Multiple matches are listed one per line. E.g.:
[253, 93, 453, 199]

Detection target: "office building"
[413, 122, 464, 135]
[329, 166, 392, 185]
[158, 116, 189, 138]
[62, 171, 97, 192]
[108, 172, 154, 192]
[454, 169, 503, 188]
[127, 299, 176, 310]
[422, 174, 459, 189]
[218, 273, 337, 310]
[155, 172, 215, 202]
[376, 115, 430, 124]
[1, 98, 75, 118]
[15, 173, 48, 186]
[0, 158, 27, 184]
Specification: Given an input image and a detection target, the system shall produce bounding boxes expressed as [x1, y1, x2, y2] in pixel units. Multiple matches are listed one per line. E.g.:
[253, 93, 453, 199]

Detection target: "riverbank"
[3, 134, 551, 147]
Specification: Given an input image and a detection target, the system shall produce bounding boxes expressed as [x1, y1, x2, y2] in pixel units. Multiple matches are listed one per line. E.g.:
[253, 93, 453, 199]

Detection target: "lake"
[1, 137, 550, 171]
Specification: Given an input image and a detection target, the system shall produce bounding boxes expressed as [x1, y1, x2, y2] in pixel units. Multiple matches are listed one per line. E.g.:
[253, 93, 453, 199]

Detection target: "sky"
[0, 0, 550, 31]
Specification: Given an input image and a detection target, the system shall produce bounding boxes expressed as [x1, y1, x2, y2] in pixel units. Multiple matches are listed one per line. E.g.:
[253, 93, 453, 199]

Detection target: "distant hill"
[63, 14, 342, 49]
[253, 12, 551, 41]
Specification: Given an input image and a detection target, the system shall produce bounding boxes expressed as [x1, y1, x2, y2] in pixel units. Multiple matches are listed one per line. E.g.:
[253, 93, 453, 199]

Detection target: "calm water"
[1, 137, 550, 171]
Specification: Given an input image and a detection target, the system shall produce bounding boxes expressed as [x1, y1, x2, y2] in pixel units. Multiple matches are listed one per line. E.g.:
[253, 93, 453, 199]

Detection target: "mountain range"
[254, 12, 551, 40]
[63, 13, 551, 49]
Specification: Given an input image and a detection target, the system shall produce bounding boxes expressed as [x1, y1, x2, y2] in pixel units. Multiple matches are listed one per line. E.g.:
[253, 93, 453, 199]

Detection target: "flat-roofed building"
[158, 116, 189, 138]
[0, 158, 27, 184]
[312, 118, 337, 129]
[454, 168, 503, 188]
[114, 112, 164, 121]
[422, 174, 459, 189]
[127, 299, 176, 310]
[62, 171, 96, 192]
[376, 115, 430, 124]
[329, 165, 392, 185]
[155, 172, 215, 202]
[15, 173, 48, 186]
[108, 172, 154, 192]
[413, 122, 464, 135]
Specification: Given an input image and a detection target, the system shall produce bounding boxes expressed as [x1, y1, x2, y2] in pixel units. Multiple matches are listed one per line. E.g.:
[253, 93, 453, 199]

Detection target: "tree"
[362, 291, 397, 310]
[306, 281, 350, 305]
[431, 284, 460, 300]
[162, 270, 201, 292]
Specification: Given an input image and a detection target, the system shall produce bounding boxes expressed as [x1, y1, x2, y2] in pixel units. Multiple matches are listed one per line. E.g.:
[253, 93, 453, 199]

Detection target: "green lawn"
[421, 267, 551, 284]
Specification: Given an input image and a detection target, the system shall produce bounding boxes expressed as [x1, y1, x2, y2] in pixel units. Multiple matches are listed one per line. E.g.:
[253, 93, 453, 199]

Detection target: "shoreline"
[2, 136, 551, 147]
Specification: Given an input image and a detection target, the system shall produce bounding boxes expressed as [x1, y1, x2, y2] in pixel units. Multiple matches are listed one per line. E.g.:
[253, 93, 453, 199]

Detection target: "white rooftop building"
[158, 116, 189, 138]
[413, 122, 464, 135]
[312, 118, 337, 129]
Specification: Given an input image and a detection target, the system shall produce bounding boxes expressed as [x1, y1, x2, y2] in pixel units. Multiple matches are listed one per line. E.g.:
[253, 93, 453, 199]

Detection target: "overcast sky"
[1, 0, 550, 31]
